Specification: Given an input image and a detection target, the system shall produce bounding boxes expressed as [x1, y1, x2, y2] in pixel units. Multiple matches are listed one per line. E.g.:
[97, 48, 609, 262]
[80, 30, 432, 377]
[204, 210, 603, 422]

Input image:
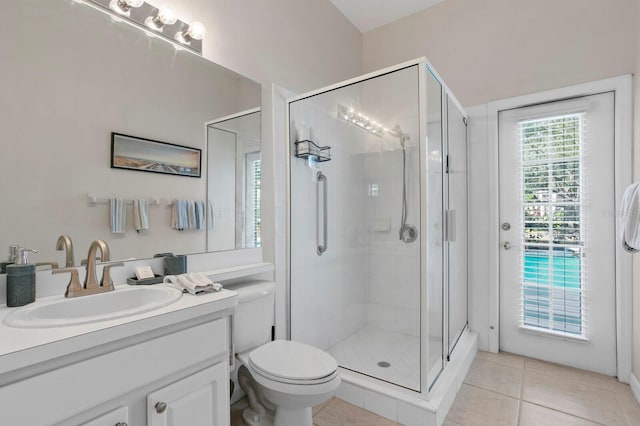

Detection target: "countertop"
[0, 284, 238, 377]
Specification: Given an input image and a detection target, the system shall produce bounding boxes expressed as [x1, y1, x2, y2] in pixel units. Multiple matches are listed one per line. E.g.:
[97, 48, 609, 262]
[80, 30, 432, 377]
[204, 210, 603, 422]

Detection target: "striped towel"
[171, 199, 187, 230]
[110, 198, 126, 233]
[171, 200, 208, 231]
[195, 201, 206, 231]
[133, 199, 149, 232]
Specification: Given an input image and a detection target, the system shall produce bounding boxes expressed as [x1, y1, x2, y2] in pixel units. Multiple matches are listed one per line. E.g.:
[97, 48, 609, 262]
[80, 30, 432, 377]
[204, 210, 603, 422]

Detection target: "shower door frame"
[284, 57, 468, 398]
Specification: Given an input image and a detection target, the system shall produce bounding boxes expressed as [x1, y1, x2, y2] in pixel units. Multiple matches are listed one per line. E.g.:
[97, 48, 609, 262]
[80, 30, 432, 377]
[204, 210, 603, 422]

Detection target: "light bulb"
[186, 21, 206, 40]
[145, 8, 178, 30]
[175, 21, 206, 44]
[158, 8, 178, 25]
[109, 0, 143, 16]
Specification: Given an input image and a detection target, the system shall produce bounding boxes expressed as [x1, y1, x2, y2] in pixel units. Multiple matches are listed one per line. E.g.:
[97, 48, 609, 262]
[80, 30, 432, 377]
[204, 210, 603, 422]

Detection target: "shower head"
[387, 125, 410, 149]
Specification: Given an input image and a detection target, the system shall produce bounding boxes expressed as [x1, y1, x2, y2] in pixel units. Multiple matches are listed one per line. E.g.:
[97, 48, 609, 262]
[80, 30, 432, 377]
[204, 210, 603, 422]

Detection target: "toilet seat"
[247, 340, 339, 386]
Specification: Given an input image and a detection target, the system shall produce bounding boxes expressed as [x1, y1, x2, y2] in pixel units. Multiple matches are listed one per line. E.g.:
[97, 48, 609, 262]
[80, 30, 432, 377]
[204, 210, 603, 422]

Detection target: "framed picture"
[111, 133, 201, 178]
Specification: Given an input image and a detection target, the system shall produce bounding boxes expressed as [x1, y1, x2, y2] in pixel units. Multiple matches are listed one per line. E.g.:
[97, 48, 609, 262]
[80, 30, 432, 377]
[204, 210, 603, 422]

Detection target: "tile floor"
[231, 351, 640, 426]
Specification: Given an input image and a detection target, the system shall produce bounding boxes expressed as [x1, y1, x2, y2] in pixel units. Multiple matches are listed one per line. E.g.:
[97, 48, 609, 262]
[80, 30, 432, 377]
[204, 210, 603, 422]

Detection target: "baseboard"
[630, 373, 640, 405]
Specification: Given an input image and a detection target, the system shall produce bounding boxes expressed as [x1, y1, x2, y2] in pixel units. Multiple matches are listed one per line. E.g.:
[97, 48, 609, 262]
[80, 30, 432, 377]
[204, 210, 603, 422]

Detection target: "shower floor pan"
[328, 326, 425, 391]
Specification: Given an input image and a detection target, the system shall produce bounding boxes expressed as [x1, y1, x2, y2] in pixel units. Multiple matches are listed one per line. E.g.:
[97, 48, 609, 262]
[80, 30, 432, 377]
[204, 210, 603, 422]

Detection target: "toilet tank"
[231, 280, 276, 354]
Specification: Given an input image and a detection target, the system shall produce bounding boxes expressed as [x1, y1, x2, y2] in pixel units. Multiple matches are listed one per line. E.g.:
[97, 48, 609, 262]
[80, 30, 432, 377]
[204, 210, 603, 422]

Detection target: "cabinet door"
[82, 407, 129, 426]
[147, 363, 229, 426]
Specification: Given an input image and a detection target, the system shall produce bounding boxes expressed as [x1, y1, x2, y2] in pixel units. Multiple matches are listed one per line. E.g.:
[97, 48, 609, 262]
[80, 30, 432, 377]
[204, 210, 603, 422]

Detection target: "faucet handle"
[53, 267, 83, 298]
[101, 262, 124, 289]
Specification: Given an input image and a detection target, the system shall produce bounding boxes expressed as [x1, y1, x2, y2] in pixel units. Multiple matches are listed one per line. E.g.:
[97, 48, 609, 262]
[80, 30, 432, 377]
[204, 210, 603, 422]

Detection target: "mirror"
[0, 0, 261, 266]
[207, 109, 262, 252]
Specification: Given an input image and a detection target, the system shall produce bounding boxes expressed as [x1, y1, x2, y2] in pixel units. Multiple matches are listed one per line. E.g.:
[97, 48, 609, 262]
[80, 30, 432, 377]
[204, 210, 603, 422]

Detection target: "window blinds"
[518, 113, 587, 338]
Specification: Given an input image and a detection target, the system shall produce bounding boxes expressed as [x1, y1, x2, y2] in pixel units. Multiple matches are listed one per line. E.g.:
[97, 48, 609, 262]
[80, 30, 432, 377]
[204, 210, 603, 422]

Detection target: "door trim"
[486, 75, 633, 382]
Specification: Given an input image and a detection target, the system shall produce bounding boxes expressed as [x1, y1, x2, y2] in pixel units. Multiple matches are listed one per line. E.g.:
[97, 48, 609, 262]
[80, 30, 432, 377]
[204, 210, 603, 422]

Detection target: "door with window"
[498, 92, 616, 375]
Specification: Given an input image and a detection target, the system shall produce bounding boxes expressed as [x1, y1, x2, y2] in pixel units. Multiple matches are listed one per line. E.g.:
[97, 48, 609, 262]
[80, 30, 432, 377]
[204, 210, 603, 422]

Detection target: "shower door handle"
[317, 172, 328, 255]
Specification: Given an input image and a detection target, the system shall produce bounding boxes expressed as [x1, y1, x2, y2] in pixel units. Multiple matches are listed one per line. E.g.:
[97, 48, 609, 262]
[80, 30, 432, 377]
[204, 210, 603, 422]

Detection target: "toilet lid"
[248, 340, 338, 382]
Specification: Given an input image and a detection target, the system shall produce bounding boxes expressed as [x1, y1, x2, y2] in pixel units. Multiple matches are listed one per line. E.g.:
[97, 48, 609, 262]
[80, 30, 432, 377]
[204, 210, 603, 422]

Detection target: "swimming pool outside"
[524, 251, 581, 288]
[522, 250, 583, 334]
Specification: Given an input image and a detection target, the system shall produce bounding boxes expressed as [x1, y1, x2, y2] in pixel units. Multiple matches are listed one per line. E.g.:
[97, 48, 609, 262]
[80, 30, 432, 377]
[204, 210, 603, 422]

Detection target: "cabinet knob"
[115, 423, 128, 426]
[155, 401, 168, 414]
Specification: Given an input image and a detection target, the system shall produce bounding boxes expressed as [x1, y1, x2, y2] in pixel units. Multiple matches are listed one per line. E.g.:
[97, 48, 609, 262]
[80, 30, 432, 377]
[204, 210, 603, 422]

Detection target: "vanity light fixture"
[80, 0, 205, 54]
[337, 104, 387, 137]
[145, 7, 178, 31]
[109, 0, 144, 16]
[175, 21, 206, 44]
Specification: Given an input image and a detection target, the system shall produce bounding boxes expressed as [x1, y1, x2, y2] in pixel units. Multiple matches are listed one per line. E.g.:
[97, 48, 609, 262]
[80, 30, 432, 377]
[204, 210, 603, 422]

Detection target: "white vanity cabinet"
[147, 362, 228, 426]
[0, 314, 232, 426]
[82, 407, 129, 426]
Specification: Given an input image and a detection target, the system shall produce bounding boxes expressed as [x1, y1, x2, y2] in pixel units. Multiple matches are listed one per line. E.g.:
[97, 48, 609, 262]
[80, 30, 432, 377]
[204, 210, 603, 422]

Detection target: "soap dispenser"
[6, 248, 37, 307]
[0, 245, 19, 274]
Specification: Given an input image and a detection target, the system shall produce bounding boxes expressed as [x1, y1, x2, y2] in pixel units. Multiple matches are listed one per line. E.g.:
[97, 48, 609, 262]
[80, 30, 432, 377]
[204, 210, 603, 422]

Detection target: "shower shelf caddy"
[294, 140, 331, 162]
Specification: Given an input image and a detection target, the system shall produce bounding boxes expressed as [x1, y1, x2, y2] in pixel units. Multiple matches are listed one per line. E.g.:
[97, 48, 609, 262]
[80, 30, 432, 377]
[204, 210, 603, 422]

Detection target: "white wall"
[363, 0, 637, 107]
[177, 0, 362, 95]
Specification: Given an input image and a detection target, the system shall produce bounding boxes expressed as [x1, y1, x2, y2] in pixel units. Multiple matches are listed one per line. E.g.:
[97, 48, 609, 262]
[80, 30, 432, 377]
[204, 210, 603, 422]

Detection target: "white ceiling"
[329, 0, 446, 33]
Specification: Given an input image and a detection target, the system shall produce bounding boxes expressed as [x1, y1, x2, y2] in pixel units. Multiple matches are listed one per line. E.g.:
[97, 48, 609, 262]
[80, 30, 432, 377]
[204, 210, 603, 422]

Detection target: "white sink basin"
[3, 285, 182, 328]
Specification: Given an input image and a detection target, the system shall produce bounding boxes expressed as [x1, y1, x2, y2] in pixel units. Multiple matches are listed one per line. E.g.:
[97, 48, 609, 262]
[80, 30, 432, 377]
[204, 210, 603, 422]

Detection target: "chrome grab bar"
[317, 171, 328, 255]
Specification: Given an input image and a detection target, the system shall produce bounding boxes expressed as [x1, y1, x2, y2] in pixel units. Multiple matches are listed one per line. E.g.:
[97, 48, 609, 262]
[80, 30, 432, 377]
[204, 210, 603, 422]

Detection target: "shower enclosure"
[287, 59, 468, 395]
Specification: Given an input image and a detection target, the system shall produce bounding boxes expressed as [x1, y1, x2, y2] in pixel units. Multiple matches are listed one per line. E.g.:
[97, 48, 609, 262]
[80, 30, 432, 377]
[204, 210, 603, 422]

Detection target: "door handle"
[503, 241, 516, 250]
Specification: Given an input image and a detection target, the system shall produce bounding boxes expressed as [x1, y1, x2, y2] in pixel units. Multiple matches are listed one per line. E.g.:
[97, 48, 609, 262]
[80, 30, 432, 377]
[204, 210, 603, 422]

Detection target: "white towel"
[133, 199, 149, 232]
[171, 199, 188, 230]
[110, 198, 126, 233]
[207, 200, 215, 230]
[621, 182, 640, 252]
[187, 201, 197, 229]
[195, 201, 206, 231]
[163, 273, 222, 295]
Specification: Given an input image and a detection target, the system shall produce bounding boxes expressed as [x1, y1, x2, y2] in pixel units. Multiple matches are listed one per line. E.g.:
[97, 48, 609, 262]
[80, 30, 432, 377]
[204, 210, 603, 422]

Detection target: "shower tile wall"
[364, 148, 420, 338]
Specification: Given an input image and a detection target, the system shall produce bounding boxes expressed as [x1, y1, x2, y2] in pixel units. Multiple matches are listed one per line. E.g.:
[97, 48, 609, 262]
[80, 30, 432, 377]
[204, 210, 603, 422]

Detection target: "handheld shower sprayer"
[389, 125, 418, 243]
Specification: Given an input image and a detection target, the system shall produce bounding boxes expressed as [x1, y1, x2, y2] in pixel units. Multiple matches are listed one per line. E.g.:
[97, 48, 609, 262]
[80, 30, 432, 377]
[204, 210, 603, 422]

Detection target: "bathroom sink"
[3, 285, 182, 328]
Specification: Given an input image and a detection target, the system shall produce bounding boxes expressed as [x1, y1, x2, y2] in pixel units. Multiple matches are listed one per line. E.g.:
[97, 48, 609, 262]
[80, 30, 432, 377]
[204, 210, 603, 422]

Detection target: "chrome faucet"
[55, 234, 75, 267]
[53, 240, 123, 298]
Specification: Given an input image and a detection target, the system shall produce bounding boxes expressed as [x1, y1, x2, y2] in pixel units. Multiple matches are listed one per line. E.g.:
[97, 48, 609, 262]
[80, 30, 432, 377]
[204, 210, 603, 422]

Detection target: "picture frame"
[111, 132, 201, 178]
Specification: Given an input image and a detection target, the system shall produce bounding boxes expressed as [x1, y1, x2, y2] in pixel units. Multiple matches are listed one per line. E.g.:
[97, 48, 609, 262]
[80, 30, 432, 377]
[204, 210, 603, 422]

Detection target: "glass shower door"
[447, 96, 468, 356]
[289, 65, 424, 391]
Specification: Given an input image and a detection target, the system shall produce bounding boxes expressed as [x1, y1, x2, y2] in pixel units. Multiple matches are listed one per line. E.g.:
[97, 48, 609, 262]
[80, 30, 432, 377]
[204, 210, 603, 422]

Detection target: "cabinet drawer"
[0, 318, 227, 425]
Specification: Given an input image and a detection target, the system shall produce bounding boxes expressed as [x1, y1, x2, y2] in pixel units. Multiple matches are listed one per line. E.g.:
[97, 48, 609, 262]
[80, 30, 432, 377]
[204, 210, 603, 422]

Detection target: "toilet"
[231, 280, 340, 426]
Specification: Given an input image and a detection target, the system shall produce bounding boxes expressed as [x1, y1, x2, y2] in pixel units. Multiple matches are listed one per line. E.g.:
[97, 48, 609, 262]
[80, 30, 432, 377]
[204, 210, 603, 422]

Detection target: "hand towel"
[207, 200, 215, 230]
[171, 199, 187, 231]
[133, 199, 149, 232]
[621, 182, 640, 252]
[195, 201, 205, 231]
[187, 201, 197, 229]
[110, 198, 126, 233]
[163, 273, 222, 295]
